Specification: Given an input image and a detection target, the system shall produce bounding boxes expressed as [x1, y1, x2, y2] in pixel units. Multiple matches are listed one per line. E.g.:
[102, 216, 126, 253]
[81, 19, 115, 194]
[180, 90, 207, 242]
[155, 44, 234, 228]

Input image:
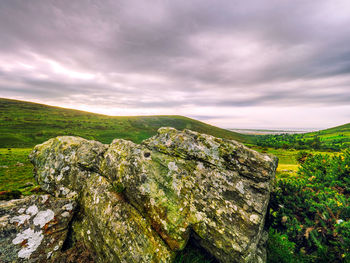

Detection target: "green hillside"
[253, 122, 350, 151]
[290, 123, 350, 150]
[0, 98, 250, 147]
[305, 122, 350, 142]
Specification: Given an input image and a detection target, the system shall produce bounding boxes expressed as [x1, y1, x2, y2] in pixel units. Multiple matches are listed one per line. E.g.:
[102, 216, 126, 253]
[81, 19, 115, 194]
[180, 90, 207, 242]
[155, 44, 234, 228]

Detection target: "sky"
[1, 0, 350, 129]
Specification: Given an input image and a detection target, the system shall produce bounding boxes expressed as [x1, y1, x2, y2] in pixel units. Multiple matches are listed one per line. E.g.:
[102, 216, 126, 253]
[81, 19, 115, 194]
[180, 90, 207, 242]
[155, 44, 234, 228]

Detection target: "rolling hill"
[307, 122, 350, 137]
[304, 123, 350, 150]
[251, 121, 350, 151]
[0, 98, 250, 148]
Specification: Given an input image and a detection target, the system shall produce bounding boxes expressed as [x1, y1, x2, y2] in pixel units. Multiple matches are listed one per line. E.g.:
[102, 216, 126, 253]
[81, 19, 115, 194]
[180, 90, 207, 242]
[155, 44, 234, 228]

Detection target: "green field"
[252, 147, 336, 177]
[0, 148, 39, 196]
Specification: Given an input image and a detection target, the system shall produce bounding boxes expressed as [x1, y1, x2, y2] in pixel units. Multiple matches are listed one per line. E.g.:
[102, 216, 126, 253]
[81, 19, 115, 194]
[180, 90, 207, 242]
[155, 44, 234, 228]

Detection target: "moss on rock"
[29, 127, 277, 263]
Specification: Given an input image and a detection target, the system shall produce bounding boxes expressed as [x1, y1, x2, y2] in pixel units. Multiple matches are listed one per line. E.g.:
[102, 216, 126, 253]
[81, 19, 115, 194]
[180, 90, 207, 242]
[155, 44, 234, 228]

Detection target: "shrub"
[296, 151, 313, 164]
[268, 151, 350, 262]
[267, 228, 299, 263]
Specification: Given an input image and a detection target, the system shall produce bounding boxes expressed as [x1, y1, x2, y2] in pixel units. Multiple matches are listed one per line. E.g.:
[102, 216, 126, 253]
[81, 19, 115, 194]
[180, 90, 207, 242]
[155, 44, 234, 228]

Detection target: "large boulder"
[0, 195, 76, 262]
[29, 127, 277, 263]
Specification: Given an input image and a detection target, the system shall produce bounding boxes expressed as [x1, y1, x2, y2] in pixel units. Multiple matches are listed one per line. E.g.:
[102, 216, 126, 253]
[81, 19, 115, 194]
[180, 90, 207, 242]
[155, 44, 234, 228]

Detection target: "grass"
[252, 146, 340, 179]
[0, 148, 39, 195]
[0, 98, 250, 148]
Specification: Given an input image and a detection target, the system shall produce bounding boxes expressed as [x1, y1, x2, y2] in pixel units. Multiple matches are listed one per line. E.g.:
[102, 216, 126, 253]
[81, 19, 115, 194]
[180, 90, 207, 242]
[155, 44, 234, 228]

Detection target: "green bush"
[268, 151, 350, 262]
[296, 151, 313, 164]
[267, 229, 298, 263]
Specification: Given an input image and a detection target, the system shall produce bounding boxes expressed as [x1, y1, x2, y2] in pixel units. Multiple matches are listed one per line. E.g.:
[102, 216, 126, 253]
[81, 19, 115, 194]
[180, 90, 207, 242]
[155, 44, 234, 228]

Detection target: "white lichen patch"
[196, 162, 205, 170]
[62, 203, 73, 211]
[168, 162, 178, 172]
[61, 166, 70, 174]
[194, 211, 206, 222]
[249, 214, 260, 224]
[26, 205, 38, 216]
[12, 228, 44, 259]
[236, 181, 245, 194]
[10, 214, 31, 226]
[41, 195, 49, 203]
[56, 173, 63, 182]
[33, 209, 55, 228]
[263, 155, 272, 162]
[0, 215, 10, 227]
[59, 187, 77, 199]
[61, 211, 70, 217]
[18, 208, 26, 214]
[59, 186, 69, 196]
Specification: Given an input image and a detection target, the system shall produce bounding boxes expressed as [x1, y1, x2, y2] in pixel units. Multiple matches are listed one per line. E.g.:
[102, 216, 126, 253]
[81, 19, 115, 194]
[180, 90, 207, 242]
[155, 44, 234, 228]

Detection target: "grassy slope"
[0, 148, 37, 194]
[305, 123, 350, 140]
[290, 123, 350, 150]
[0, 98, 250, 147]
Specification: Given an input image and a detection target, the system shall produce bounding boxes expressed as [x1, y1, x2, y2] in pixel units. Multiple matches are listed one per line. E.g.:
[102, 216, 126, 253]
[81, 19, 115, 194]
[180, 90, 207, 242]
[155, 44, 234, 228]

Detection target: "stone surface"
[0, 195, 76, 262]
[29, 127, 278, 263]
[30, 136, 174, 263]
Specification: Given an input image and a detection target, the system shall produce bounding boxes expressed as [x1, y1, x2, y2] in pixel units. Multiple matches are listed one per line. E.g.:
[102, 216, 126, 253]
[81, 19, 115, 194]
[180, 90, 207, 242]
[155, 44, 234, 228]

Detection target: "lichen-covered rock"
[29, 127, 277, 263]
[102, 128, 278, 262]
[29, 136, 107, 199]
[0, 195, 76, 262]
[73, 173, 173, 263]
[29, 137, 174, 263]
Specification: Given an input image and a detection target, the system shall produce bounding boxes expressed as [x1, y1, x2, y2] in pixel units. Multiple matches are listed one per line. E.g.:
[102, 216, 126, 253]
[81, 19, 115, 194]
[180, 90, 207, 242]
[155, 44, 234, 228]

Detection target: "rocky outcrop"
[28, 127, 277, 263]
[0, 195, 75, 262]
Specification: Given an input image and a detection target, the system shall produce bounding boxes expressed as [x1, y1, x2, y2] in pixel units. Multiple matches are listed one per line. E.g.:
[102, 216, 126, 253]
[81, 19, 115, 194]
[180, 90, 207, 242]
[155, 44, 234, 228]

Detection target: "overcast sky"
[1, 0, 350, 129]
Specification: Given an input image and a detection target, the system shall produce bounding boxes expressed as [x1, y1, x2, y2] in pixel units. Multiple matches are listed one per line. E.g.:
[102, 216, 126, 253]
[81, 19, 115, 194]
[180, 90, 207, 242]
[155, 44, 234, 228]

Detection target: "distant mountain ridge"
[0, 98, 250, 148]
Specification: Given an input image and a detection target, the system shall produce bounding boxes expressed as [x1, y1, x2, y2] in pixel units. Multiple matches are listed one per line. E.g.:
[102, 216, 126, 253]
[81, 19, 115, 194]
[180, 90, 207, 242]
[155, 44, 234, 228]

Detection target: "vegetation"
[268, 151, 350, 262]
[252, 124, 350, 151]
[0, 98, 249, 147]
[0, 148, 40, 198]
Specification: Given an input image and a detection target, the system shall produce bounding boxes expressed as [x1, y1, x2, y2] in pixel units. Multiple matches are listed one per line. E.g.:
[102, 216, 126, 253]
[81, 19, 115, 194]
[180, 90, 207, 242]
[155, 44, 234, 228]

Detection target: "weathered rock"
[0, 195, 76, 262]
[30, 137, 174, 263]
[30, 136, 107, 198]
[29, 128, 278, 263]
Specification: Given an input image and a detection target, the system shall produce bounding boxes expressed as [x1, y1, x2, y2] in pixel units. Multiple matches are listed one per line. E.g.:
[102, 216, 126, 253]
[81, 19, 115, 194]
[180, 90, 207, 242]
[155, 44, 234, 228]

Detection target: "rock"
[29, 128, 278, 263]
[30, 136, 107, 198]
[0, 194, 76, 262]
[30, 137, 174, 263]
[72, 173, 174, 263]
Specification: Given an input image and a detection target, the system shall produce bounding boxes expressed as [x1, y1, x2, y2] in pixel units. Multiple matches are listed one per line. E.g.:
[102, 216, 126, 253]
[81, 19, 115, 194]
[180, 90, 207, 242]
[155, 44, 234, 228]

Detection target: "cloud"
[0, 0, 350, 128]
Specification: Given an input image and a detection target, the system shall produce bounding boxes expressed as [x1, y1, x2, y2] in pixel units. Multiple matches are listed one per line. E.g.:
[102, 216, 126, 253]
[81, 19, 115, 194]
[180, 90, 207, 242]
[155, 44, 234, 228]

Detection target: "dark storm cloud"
[0, 0, 350, 127]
